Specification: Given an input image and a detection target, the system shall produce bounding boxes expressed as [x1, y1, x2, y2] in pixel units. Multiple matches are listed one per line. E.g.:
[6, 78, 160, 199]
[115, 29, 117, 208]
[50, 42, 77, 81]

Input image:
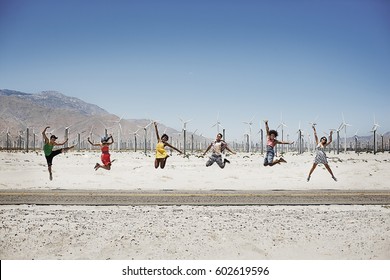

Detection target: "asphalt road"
[1, 189, 390, 206]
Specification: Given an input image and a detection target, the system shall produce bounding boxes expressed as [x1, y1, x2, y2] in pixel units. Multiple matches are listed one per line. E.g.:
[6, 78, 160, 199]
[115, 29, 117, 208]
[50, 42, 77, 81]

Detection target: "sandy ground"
[0, 151, 389, 260]
[1, 204, 389, 260]
[0, 150, 389, 191]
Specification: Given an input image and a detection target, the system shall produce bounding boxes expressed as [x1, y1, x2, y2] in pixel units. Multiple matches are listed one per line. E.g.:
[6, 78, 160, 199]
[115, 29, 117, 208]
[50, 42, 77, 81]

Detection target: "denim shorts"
[263, 145, 275, 166]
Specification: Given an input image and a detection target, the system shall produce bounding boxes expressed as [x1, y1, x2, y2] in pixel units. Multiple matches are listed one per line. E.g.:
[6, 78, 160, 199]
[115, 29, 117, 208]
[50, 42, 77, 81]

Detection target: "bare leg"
[160, 158, 167, 169]
[155, 159, 160, 169]
[307, 163, 318, 181]
[100, 164, 111, 170]
[325, 164, 337, 181]
[268, 158, 286, 166]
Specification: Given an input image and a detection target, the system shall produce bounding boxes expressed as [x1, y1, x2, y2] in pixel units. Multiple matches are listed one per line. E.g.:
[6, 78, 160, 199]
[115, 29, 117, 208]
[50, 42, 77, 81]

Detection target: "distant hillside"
[0, 89, 208, 151]
[0, 89, 109, 116]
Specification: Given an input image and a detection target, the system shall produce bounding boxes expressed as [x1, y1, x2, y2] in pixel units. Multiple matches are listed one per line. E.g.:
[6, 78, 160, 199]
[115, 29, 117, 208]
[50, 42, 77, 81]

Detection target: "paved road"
[1, 189, 390, 205]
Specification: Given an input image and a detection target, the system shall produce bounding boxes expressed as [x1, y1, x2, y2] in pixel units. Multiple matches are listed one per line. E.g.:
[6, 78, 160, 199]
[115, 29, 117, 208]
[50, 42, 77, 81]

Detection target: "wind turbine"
[371, 116, 380, 155]
[5, 128, 12, 150]
[191, 129, 198, 153]
[309, 115, 319, 128]
[211, 112, 225, 138]
[129, 129, 140, 152]
[243, 115, 255, 153]
[243, 133, 250, 153]
[354, 129, 359, 153]
[64, 125, 73, 148]
[339, 113, 351, 153]
[97, 120, 110, 138]
[114, 115, 125, 151]
[179, 117, 192, 155]
[277, 112, 287, 154]
[296, 122, 303, 154]
[138, 120, 153, 154]
[335, 113, 351, 155]
[257, 126, 264, 155]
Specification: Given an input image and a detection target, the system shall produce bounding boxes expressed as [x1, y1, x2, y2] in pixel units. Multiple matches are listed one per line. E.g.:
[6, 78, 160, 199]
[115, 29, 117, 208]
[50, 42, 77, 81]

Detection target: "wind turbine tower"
[340, 113, 351, 153]
[243, 115, 255, 153]
[139, 121, 153, 155]
[180, 118, 192, 155]
[372, 116, 380, 155]
[278, 113, 287, 154]
[354, 129, 359, 153]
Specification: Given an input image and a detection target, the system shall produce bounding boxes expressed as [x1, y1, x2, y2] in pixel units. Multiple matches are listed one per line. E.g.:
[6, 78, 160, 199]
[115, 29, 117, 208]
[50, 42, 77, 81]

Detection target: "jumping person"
[263, 120, 293, 166]
[307, 125, 337, 182]
[154, 122, 182, 169]
[42, 126, 74, 180]
[203, 133, 236, 168]
[88, 135, 114, 171]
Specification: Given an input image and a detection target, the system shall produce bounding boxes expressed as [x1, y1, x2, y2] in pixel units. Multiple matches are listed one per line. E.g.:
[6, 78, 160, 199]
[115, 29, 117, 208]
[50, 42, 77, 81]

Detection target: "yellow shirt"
[155, 142, 168, 159]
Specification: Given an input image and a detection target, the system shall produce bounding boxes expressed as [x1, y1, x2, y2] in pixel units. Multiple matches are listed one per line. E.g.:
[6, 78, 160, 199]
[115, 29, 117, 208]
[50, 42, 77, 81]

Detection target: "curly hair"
[269, 130, 278, 137]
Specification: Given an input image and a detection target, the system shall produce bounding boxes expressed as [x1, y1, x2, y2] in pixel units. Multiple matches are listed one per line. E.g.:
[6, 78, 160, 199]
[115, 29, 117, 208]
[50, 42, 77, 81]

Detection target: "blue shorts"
[263, 146, 274, 166]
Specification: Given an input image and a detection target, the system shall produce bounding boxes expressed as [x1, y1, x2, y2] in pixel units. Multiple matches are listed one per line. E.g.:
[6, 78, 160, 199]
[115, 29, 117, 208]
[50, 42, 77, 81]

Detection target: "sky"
[0, 0, 389, 142]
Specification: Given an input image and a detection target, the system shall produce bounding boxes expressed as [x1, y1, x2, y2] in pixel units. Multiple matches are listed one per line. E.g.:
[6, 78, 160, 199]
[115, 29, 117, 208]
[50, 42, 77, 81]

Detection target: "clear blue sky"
[1, 0, 389, 141]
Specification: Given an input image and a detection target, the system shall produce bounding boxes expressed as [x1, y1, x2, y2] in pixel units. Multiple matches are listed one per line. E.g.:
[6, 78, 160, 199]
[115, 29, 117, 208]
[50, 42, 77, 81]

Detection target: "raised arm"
[312, 125, 319, 145]
[326, 131, 333, 146]
[264, 120, 270, 136]
[87, 137, 101, 147]
[107, 135, 114, 145]
[56, 138, 68, 146]
[42, 126, 50, 144]
[154, 122, 160, 141]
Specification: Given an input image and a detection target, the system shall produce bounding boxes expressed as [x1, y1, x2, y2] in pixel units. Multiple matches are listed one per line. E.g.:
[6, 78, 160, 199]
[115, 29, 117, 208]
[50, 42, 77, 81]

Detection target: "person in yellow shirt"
[154, 122, 182, 169]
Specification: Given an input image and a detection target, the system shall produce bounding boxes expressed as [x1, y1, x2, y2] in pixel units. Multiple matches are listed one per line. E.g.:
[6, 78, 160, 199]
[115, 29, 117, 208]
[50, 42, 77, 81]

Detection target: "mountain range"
[0, 89, 388, 151]
[0, 89, 207, 149]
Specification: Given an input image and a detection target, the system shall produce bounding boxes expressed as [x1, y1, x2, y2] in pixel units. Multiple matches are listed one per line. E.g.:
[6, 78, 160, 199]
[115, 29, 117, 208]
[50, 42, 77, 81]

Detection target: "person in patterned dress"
[307, 125, 337, 182]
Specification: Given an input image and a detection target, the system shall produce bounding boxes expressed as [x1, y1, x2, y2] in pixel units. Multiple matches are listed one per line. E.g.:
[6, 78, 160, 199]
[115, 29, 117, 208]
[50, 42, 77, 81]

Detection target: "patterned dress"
[314, 144, 328, 164]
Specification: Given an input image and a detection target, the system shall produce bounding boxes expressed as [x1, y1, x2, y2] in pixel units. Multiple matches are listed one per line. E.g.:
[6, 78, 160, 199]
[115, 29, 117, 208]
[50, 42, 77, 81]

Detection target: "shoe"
[94, 163, 100, 171]
[49, 173, 53, 181]
[307, 176, 310, 182]
[332, 176, 337, 182]
[224, 158, 230, 164]
[279, 158, 287, 163]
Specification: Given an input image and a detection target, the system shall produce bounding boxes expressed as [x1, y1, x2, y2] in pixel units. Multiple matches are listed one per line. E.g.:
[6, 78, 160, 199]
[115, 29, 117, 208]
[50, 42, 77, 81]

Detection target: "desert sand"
[0, 150, 389, 191]
[0, 150, 389, 260]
